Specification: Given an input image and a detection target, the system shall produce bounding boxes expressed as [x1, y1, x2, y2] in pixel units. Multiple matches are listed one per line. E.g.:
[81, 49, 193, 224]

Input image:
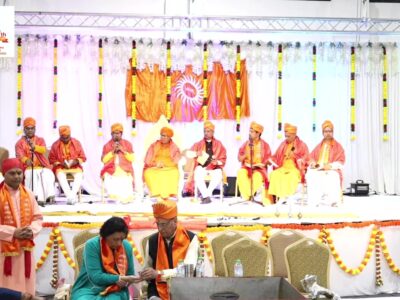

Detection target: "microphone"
[291, 146, 295, 151]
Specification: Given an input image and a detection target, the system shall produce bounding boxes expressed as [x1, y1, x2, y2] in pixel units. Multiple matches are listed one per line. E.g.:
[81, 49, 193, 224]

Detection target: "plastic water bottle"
[233, 259, 243, 277]
[177, 259, 185, 277]
[195, 256, 204, 277]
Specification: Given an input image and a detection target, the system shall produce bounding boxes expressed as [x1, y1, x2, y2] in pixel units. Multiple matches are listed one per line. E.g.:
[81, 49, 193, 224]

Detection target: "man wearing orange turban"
[100, 123, 135, 203]
[140, 200, 199, 300]
[268, 123, 309, 207]
[15, 117, 56, 205]
[237, 121, 271, 203]
[183, 121, 227, 204]
[306, 120, 345, 206]
[144, 127, 181, 200]
[48, 125, 87, 204]
[0, 158, 43, 296]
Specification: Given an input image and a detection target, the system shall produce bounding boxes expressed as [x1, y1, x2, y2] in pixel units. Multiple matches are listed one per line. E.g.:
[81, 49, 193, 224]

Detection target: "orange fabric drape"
[125, 61, 249, 122]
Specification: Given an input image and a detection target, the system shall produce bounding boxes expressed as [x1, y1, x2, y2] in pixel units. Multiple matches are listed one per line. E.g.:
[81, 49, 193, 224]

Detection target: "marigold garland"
[16, 36, 23, 136]
[127, 234, 144, 265]
[203, 43, 209, 122]
[379, 229, 400, 275]
[350, 46, 356, 141]
[235, 45, 241, 135]
[98, 38, 104, 136]
[131, 40, 137, 136]
[198, 231, 213, 262]
[50, 238, 59, 289]
[322, 226, 378, 275]
[55, 228, 76, 269]
[53, 38, 58, 130]
[375, 230, 384, 286]
[166, 41, 172, 121]
[260, 226, 271, 246]
[382, 46, 388, 141]
[277, 44, 283, 139]
[36, 228, 56, 270]
[312, 45, 317, 132]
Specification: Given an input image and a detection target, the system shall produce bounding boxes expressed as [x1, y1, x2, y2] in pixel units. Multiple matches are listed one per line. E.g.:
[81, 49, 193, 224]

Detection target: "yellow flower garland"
[166, 41, 172, 121]
[277, 44, 283, 139]
[98, 38, 104, 136]
[350, 46, 356, 141]
[322, 227, 378, 275]
[53, 38, 58, 131]
[203, 43, 209, 121]
[235, 45, 241, 135]
[36, 228, 57, 270]
[55, 228, 76, 269]
[127, 234, 144, 265]
[131, 40, 137, 136]
[16, 36, 23, 136]
[379, 229, 400, 275]
[382, 46, 388, 141]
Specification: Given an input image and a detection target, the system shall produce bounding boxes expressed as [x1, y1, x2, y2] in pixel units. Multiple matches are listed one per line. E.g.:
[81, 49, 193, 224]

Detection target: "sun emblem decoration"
[175, 75, 203, 106]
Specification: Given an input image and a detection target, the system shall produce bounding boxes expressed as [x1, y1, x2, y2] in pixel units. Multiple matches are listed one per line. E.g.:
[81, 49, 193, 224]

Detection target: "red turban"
[59, 125, 71, 137]
[322, 120, 334, 131]
[204, 121, 215, 131]
[161, 127, 174, 138]
[111, 123, 123, 133]
[250, 121, 264, 134]
[23, 117, 36, 128]
[284, 123, 297, 134]
[2, 158, 23, 174]
[152, 200, 177, 219]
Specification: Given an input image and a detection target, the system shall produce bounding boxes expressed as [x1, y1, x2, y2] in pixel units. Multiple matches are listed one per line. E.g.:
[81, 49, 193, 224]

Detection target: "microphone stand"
[230, 140, 263, 206]
[26, 137, 35, 196]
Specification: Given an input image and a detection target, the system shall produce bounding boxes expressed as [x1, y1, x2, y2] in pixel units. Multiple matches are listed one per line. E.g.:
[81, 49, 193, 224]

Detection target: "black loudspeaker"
[350, 180, 369, 196]
[224, 177, 239, 197]
[170, 277, 306, 300]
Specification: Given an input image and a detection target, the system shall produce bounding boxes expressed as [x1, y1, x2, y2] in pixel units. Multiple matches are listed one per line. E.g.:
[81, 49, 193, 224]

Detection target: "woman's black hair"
[99, 216, 129, 238]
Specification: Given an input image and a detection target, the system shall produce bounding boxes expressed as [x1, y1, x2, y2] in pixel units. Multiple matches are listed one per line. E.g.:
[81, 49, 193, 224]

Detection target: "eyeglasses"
[155, 220, 173, 228]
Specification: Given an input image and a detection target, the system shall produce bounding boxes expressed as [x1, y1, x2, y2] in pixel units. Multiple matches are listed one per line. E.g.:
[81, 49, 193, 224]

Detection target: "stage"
[34, 194, 400, 298]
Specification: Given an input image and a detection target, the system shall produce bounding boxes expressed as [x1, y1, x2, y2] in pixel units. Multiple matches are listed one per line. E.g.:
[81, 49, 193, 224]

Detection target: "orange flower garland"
[198, 231, 213, 262]
[127, 234, 144, 265]
[166, 41, 172, 121]
[203, 43, 209, 122]
[322, 226, 378, 275]
[36, 228, 57, 270]
[131, 40, 137, 136]
[16, 36, 23, 135]
[55, 228, 76, 269]
[260, 226, 271, 246]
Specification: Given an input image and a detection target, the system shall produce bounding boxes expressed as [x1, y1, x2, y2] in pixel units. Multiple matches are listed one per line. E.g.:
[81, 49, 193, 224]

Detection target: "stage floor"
[41, 193, 400, 225]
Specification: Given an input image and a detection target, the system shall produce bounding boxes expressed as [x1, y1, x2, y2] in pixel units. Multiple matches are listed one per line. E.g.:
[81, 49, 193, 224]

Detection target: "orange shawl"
[156, 224, 191, 300]
[0, 182, 34, 277]
[99, 237, 128, 296]
[48, 138, 86, 173]
[100, 139, 134, 177]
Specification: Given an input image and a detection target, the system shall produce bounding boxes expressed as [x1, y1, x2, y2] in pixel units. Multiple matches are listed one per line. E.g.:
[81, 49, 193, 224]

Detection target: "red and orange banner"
[125, 61, 250, 122]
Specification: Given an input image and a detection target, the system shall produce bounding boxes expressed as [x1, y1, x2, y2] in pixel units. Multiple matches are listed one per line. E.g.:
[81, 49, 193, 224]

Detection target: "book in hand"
[196, 151, 210, 165]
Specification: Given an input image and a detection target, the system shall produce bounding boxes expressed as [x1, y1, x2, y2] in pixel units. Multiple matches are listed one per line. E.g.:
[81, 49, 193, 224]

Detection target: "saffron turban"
[322, 120, 334, 130]
[111, 123, 123, 133]
[250, 121, 264, 134]
[23, 117, 36, 128]
[161, 127, 174, 138]
[284, 123, 297, 134]
[59, 125, 71, 137]
[204, 121, 215, 131]
[152, 200, 177, 219]
[2, 158, 23, 174]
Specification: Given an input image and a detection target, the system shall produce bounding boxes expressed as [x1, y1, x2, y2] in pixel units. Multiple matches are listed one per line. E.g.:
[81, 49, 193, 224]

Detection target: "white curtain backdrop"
[1, 34, 399, 195]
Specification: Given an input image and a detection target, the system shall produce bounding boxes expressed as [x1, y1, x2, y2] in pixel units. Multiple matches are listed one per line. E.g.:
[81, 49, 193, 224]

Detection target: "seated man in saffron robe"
[268, 123, 309, 202]
[100, 123, 135, 203]
[183, 121, 227, 204]
[49, 125, 86, 204]
[237, 122, 271, 203]
[144, 127, 181, 200]
[141, 200, 199, 300]
[0, 158, 43, 297]
[71, 217, 141, 299]
[15, 117, 56, 205]
[306, 120, 345, 206]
